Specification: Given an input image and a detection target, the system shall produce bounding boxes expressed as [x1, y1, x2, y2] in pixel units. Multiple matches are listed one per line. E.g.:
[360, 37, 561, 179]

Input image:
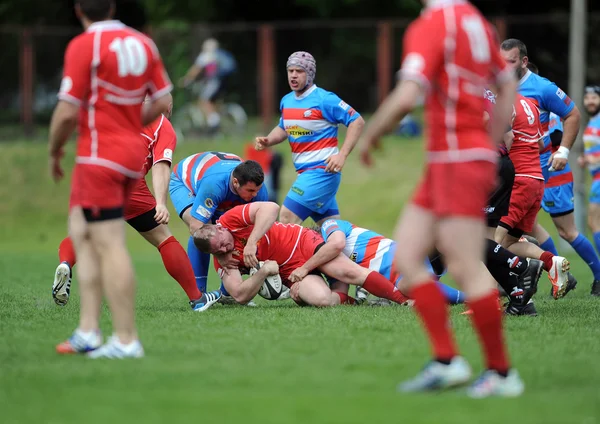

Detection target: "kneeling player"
[52, 109, 222, 313]
[193, 202, 409, 307]
[309, 218, 465, 305]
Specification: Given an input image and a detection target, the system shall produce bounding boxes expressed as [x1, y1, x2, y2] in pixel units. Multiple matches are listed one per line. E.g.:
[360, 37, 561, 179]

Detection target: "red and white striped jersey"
[399, 0, 513, 164]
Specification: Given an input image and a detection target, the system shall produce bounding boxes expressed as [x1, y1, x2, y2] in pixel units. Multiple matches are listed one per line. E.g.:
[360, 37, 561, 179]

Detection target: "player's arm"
[322, 94, 365, 173]
[242, 202, 280, 268]
[188, 179, 223, 235]
[151, 162, 171, 224]
[219, 260, 279, 305]
[289, 220, 348, 283]
[503, 131, 514, 151]
[542, 84, 580, 171]
[179, 64, 203, 88]
[255, 124, 288, 150]
[49, 37, 91, 181]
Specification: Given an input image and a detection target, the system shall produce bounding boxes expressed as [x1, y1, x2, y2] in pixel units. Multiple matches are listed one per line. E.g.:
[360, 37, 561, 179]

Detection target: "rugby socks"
[334, 292, 356, 305]
[594, 232, 600, 256]
[570, 233, 600, 280]
[540, 237, 559, 255]
[410, 281, 457, 362]
[158, 236, 202, 301]
[58, 237, 77, 267]
[436, 282, 465, 305]
[362, 271, 409, 304]
[187, 236, 210, 293]
[540, 251, 555, 272]
[467, 291, 509, 376]
[485, 239, 526, 275]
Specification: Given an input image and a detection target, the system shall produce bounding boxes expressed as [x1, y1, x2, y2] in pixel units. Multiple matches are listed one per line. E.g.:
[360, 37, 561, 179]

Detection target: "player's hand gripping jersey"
[214, 205, 324, 286]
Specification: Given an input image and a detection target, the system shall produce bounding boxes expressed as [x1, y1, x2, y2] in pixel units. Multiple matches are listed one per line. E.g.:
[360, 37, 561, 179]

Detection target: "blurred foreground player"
[359, 0, 523, 397]
[48, 0, 173, 358]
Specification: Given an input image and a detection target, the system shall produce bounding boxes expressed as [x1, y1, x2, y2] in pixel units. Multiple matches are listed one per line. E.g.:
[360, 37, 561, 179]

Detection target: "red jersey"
[399, 0, 513, 163]
[58, 20, 172, 178]
[140, 114, 177, 176]
[510, 94, 543, 180]
[214, 204, 310, 278]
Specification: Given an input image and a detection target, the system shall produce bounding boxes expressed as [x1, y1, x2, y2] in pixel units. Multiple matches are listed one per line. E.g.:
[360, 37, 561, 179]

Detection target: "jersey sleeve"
[398, 17, 444, 89]
[216, 204, 253, 232]
[540, 82, 575, 119]
[320, 219, 352, 241]
[321, 93, 360, 126]
[190, 176, 225, 223]
[278, 99, 285, 130]
[146, 39, 173, 100]
[58, 36, 92, 106]
[152, 116, 177, 166]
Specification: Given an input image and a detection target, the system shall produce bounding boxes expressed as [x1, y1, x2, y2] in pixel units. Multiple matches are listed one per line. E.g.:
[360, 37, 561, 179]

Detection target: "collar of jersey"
[87, 20, 125, 32]
[426, 0, 467, 10]
[294, 84, 317, 100]
[518, 70, 532, 86]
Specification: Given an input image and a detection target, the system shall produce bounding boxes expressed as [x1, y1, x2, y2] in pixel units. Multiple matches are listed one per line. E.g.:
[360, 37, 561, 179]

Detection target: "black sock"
[485, 239, 527, 276]
[486, 261, 521, 299]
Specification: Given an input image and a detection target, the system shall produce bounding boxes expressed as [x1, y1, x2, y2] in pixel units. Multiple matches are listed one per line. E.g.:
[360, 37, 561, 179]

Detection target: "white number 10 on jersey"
[109, 37, 148, 77]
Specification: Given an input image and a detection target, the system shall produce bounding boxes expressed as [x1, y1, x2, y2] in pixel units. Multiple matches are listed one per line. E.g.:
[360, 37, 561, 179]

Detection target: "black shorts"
[126, 208, 160, 233]
[485, 154, 515, 228]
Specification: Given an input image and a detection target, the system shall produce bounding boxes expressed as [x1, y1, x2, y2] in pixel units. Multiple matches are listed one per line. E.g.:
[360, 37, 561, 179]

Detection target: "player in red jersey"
[51, 103, 221, 313]
[192, 203, 410, 307]
[48, 0, 173, 358]
[358, 0, 523, 397]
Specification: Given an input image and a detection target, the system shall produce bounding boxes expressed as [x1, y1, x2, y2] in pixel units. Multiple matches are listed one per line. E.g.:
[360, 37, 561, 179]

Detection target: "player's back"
[64, 21, 172, 173]
[510, 94, 543, 179]
[173, 151, 242, 193]
[405, 1, 509, 155]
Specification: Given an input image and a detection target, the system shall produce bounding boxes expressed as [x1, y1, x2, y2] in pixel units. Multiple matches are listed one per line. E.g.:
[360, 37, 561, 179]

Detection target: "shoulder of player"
[66, 32, 93, 52]
[121, 26, 160, 57]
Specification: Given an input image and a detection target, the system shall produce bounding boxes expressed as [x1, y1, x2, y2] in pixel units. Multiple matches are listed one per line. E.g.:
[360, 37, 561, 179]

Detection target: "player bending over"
[359, 0, 523, 397]
[169, 152, 269, 304]
[255, 51, 365, 225]
[51, 105, 222, 313]
[193, 203, 409, 307]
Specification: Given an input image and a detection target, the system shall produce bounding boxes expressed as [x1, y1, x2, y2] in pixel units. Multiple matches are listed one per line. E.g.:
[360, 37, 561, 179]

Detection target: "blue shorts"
[590, 180, 600, 204]
[283, 168, 341, 222]
[169, 173, 195, 218]
[541, 182, 574, 216]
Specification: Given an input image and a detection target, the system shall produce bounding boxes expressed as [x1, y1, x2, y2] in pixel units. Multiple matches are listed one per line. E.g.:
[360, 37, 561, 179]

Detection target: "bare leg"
[295, 275, 341, 307]
[279, 205, 304, 225]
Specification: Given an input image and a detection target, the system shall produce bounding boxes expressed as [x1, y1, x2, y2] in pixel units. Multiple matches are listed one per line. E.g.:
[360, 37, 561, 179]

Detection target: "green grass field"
[1, 136, 600, 424]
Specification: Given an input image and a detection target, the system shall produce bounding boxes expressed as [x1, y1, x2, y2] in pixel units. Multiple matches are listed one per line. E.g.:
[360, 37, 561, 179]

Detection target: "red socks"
[540, 251, 554, 272]
[467, 290, 510, 374]
[362, 271, 409, 304]
[411, 281, 458, 361]
[334, 292, 356, 305]
[58, 237, 76, 267]
[158, 236, 202, 301]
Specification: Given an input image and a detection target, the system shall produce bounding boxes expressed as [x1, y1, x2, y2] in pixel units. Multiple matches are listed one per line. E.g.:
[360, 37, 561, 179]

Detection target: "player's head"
[193, 225, 234, 255]
[286, 51, 316, 93]
[202, 38, 219, 53]
[584, 85, 600, 116]
[527, 61, 539, 75]
[75, 0, 115, 26]
[232, 160, 264, 201]
[500, 38, 529, 80]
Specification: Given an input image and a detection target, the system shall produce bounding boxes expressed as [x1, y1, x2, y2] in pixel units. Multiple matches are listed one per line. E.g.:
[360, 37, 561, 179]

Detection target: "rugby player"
[192, 203, 411, 307]
[579, 84, 600, 296]
[49, 0, 173, 357]
[255, 52, 365, 225]
[501, 39, 600, 292]
[169, 152, 269, 303]
[359, 0, 523, 397]
[51, 105, 223, 312]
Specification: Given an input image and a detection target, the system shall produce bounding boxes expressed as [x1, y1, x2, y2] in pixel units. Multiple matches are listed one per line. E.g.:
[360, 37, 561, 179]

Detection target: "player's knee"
[143, 224, 171, 248]
[556, 225, 578, 242]
[311, 292, 337, 307]
[279, 208, 301, 225]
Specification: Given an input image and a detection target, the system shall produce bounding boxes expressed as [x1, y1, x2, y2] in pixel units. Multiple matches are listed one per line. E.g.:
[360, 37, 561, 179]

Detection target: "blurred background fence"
[2, 12, 600, 139]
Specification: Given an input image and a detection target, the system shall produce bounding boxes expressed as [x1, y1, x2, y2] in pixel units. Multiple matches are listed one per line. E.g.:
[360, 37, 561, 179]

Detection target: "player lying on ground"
[169, 152, 270, 304]
[52, 105, 223, 313]
[255, 51, 364, 225]
[193, 202, 410, 307]
[311, 218, 465, 305]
